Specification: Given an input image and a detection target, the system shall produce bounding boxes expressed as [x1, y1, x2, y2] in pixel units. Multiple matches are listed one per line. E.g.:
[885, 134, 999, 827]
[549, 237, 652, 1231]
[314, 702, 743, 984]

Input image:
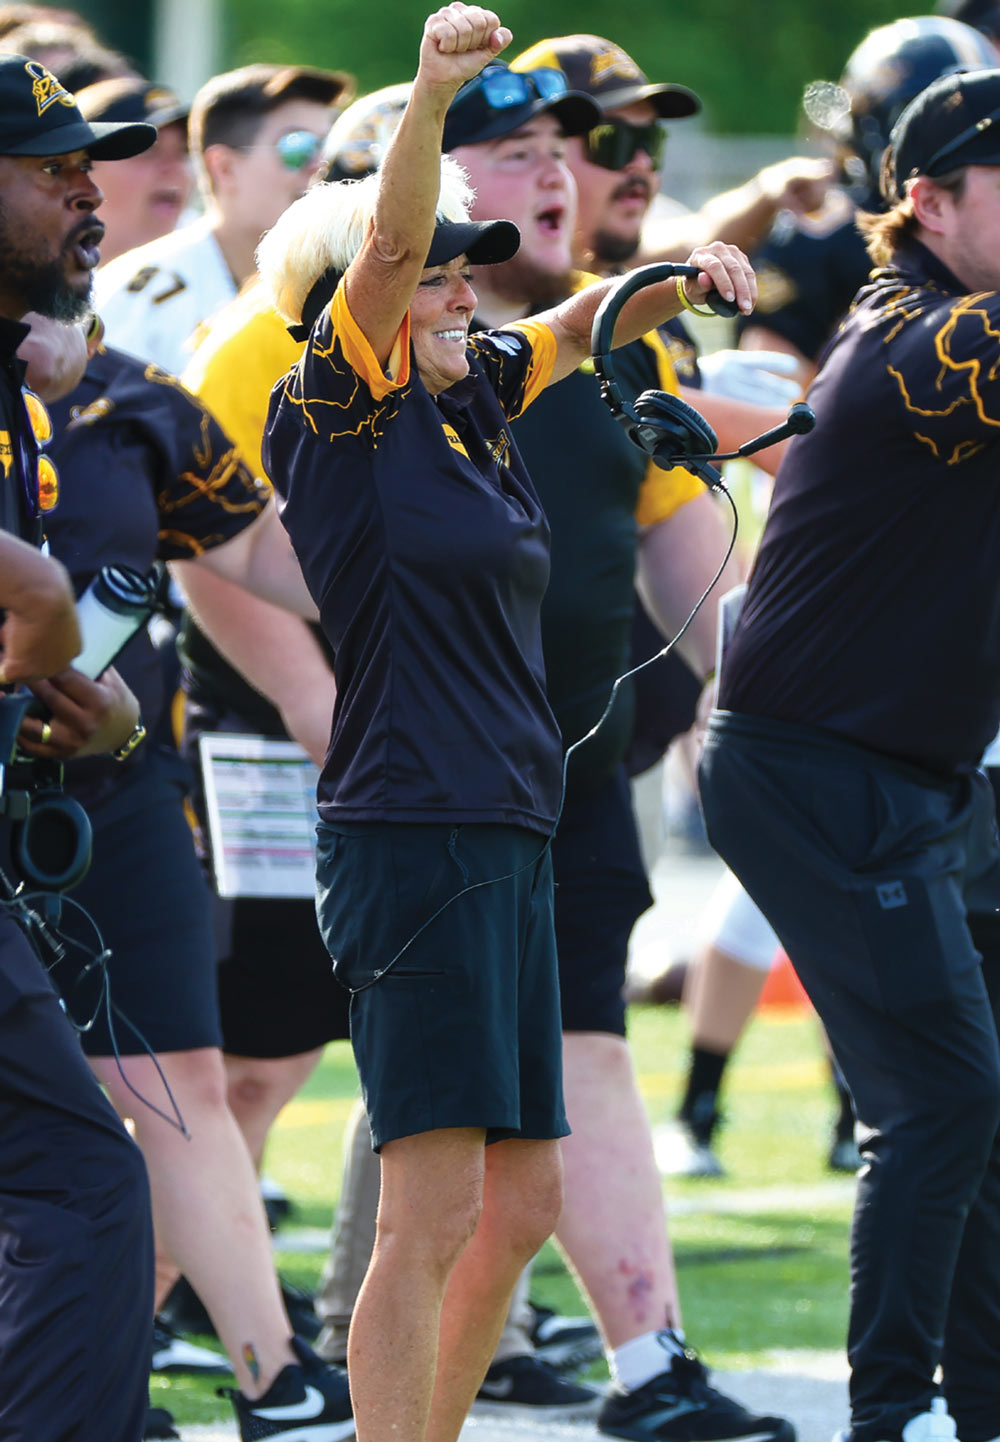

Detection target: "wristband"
[675, 276, 717, 319]
[112, 718, 146, 762]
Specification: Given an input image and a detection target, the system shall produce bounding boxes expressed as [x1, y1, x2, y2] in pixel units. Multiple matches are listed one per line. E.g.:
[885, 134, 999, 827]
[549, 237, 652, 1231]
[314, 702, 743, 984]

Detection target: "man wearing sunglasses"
[512, 34, 830, 280]
[701, 67, 1000, 1442]
[95, 61, 352, 375]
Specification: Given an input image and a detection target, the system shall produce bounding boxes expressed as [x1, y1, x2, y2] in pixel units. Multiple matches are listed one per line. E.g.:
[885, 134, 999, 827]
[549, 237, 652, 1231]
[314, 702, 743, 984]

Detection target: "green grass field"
[152, 1001, 854, 1427]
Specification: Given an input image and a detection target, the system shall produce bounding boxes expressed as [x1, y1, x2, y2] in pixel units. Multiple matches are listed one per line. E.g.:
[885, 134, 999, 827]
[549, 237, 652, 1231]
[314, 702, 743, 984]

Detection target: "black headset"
[12, 790, 92, 892]
[0, 692, 92, 892]
[591, 262, 815, 486]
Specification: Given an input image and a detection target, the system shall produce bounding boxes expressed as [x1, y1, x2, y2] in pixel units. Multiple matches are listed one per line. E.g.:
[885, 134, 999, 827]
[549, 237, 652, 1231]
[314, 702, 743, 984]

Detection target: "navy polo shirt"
[721, 240, 1000, 774]
[45, 346, 269, 804]
[264, 284, 563, 833]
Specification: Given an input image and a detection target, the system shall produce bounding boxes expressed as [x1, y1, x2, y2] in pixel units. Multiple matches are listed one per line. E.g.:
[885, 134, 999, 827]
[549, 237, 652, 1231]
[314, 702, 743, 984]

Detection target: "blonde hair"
[257, 153, 476, 324]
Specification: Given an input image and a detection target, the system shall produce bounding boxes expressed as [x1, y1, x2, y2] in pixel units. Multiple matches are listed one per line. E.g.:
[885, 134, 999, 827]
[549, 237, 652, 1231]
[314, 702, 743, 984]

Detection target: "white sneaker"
[152, 1316, 232, 1375]
[902, 1401, 958, 1442]
[831, 1397, 958, 1442]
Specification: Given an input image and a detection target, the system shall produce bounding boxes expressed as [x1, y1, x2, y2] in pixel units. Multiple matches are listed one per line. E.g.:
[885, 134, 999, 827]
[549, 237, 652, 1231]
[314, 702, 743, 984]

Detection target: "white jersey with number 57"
[95, 219, 238, 377]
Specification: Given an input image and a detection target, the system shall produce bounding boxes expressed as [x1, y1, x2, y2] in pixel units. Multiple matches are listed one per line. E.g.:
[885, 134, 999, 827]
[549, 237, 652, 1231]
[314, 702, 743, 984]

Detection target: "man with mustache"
[0, 53, 158, 1442]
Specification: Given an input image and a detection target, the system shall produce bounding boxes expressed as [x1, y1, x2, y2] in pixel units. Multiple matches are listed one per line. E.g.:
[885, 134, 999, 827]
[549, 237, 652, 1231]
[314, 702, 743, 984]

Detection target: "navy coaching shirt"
[721, 240, 1000, 774]
[264, 284, 563, 833]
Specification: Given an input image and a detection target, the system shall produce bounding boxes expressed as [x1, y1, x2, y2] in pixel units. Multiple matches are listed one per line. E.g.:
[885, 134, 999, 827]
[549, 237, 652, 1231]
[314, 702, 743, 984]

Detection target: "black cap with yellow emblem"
[0, 53, 155, 159]
[510, 36, 700, 120]
[76, 77, 189, 133]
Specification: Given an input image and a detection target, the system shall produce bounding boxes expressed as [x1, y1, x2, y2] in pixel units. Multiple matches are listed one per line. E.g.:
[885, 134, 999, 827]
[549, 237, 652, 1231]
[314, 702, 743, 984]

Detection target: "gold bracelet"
[675, 276, 717, 319]
[111, 719, 146, 762]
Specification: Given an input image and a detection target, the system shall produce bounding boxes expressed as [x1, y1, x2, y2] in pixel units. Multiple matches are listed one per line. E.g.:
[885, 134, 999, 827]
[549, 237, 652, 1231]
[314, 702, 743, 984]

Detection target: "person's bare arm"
[175, 501, 318, 621]
[638, 157, 833, 265]
[635, 491, 744, 679]
[345, 4, 512, 365]
[172, 564, 335, 766]
[532, 243, 757, 386]
[0, 533, 80, 683]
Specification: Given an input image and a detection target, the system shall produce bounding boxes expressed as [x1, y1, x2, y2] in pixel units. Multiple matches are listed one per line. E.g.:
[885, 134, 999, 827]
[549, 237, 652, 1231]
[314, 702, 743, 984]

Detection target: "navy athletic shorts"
[54, 749, 222, 1055]
[315, 820, 569, 1150]
[552, 766, 654, 1035]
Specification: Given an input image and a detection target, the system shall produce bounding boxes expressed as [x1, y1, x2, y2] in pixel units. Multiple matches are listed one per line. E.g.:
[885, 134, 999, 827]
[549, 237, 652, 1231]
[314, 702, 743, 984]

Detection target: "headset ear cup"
[630, 390, 719, 465]
[12, 792, 92, 892]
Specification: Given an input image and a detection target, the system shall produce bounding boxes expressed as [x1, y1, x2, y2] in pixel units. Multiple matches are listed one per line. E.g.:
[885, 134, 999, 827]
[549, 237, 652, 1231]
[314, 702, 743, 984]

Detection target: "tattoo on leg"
[243, 1343, 261, 1384]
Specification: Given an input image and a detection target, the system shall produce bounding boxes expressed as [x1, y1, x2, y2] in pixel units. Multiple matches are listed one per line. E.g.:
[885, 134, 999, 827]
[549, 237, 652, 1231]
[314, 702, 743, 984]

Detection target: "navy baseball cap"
[443, 61, 600, 150]
[427, 215, 519, 266]
[886, 66, 1000, 196]
[0, 54, 155, 158]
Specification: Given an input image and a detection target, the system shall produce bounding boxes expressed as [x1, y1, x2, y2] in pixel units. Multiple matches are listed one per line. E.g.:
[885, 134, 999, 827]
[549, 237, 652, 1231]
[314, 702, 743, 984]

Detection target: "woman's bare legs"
[348, 1127, 562, 1442]
[93, 1047, 299, 1397]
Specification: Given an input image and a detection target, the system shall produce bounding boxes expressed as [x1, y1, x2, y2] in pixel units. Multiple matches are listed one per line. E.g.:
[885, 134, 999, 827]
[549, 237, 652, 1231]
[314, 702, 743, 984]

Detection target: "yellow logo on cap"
[590, 46, 642, 87]
[25, 61, 75, 117]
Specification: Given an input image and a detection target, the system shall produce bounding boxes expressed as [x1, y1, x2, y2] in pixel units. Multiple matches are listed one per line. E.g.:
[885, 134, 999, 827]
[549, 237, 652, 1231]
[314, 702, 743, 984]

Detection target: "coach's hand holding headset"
[591, 262, 815, 486]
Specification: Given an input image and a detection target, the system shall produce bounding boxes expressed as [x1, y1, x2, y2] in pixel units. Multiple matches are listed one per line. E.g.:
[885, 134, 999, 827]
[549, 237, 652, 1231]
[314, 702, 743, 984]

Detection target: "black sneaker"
[161, 1275, 322, 1343]
[221, 1335, 354, 1442]
[152, 1315, 233, 1375]
[529, 1302, 604, 1372]
[144, 1402, 180, 1440]
[473, 1354, 603, 1419]
[598, 1341, 795, 1442]
[261, 1175, 296, 1232]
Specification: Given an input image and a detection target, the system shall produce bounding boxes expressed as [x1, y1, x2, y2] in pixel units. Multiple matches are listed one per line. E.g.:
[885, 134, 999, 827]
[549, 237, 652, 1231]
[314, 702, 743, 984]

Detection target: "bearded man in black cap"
[701, 66, 1000, 1442]
[0, 53, 158, 1442]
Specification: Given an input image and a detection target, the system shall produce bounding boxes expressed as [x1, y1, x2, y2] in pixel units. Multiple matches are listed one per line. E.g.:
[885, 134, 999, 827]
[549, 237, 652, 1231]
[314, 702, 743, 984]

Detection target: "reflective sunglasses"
[469, 64, 568, 111]
[239, 129, 324, 171]
[585, 118, 666, 172]
[17, 389, 58, 518]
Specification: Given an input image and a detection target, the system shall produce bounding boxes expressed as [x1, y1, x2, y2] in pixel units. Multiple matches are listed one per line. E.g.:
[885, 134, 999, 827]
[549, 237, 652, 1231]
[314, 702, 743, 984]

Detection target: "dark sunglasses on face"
[238, 129, 324, 171]
[585, 118, 666, 172]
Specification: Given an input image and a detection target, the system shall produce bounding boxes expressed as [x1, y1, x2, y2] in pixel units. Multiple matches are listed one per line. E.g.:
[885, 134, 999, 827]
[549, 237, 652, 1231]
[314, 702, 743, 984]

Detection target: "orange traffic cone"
[758, 950, 811, 1010]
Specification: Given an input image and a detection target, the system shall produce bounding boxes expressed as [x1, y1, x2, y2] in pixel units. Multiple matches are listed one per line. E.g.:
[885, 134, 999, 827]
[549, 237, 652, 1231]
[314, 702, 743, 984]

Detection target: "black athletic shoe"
[221, 1335, 354, 1442]
[261, 1176, 296, 1232]
[598, 1342, 795, 1442]
[161, 1275, 322, 1343]
[473, 1354, 603, 1419]
[152, 1315, 233, 1375]
[529, 1302, 604, 1372]
[144, 1402, 180, 1439]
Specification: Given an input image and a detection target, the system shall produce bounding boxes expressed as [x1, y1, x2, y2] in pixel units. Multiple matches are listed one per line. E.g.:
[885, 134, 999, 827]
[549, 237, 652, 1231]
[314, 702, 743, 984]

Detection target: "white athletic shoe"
[832, 1396, 958, 1442]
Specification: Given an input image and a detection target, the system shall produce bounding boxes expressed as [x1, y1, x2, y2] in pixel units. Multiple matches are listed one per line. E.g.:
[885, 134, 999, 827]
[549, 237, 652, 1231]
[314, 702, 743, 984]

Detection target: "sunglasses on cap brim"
[464, 65, 569, 111]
